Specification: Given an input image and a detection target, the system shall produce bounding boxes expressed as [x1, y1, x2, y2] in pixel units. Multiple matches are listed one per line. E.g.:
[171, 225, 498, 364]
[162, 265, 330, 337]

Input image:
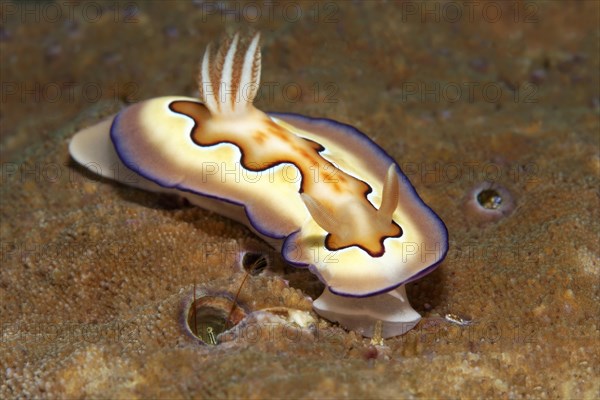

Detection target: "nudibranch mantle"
[69, 33, 448, 338]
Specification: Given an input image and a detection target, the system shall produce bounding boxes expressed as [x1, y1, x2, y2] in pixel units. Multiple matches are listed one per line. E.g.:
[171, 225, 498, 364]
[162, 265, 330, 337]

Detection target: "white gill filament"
[378, 164, 399, 221]
[199, 43, 218, 114]
[239, 32, 261, 108]
[220, 33, 239, 115]
[198, 32, 262, 117]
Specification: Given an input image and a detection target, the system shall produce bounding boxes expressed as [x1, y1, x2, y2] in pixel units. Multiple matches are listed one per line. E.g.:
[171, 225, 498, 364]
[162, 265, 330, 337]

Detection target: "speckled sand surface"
[1, 1, 599, 398]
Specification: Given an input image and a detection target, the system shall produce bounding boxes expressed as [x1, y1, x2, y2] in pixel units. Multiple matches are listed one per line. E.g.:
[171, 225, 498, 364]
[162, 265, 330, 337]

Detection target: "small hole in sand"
[477, 189, 503, 210]
[464, 182, 515, 223]
[186, 295, 246, 345]
[242, 252, 268, 276]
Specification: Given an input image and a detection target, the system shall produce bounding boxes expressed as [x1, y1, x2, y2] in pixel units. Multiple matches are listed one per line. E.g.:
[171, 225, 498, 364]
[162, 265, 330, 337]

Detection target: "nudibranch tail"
[198, 32, 261, 117]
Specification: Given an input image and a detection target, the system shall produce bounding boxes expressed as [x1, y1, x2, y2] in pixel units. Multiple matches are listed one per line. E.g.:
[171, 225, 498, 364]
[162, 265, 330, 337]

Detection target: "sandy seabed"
[1, 1, 599, 398]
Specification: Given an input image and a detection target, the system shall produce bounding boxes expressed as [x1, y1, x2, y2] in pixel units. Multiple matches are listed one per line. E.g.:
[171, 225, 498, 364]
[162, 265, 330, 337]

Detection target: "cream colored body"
[69, 33, 448, 338]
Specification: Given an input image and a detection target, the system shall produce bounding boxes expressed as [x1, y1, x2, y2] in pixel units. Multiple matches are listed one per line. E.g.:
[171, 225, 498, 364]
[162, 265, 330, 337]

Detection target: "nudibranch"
[69, 33, 448, 338]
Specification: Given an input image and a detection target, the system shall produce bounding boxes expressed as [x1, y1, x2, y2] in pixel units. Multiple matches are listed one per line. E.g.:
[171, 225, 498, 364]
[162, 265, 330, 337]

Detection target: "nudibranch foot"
[313, 286, 421, 339]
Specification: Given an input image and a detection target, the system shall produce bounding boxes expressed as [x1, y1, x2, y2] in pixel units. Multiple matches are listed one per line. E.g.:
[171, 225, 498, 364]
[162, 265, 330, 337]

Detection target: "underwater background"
[1, 1, 598, 398]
